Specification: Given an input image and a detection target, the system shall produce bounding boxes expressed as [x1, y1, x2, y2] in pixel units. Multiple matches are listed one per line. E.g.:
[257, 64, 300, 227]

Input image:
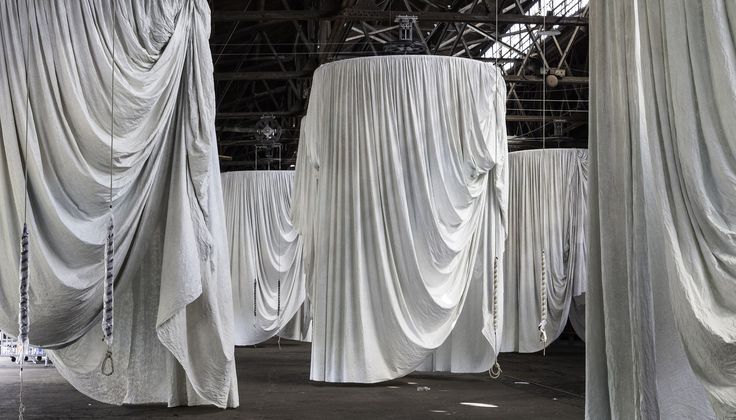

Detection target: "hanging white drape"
[501, 149, 588, 353]
[222, 171, 310, 345]
[293, 56, 508, 383]
[0, 0, 238, 408]
[588, 1, 736, 418]
[417, 163, 508, 374]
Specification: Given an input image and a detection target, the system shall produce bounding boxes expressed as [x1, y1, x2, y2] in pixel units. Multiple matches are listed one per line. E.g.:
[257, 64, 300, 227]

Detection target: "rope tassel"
[101, 214, 115, 376]
[18, 223, 30, 362]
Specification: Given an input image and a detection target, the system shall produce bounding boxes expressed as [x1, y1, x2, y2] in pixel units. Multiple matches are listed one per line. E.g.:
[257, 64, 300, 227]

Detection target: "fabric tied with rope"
[538, 249, 548, 355]
[101, 214, 115, 376]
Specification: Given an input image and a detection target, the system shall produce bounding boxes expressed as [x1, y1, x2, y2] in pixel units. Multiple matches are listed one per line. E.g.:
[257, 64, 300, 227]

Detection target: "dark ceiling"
[210, 0, 589, 171]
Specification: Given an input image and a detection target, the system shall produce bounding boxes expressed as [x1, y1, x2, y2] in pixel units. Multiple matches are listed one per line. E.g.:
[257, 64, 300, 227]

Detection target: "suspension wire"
[109, 0, 116, 206]
[542, 11, 547, 151]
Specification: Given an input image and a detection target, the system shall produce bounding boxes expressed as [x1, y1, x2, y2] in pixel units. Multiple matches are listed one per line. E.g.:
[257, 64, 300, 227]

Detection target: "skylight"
[484, 0, 589, 71]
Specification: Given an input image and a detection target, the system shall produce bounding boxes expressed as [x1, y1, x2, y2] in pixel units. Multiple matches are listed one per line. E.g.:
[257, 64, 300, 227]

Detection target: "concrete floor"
[0, 339, 584, 419]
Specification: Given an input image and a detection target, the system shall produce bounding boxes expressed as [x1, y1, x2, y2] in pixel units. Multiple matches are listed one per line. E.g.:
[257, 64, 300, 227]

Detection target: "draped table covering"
[292, 56, 508, 383]
[0, 0, 238, 408]
[589, 1, 736, 418]
[222, 171, 310, 345]
[502, 149, 588, 353]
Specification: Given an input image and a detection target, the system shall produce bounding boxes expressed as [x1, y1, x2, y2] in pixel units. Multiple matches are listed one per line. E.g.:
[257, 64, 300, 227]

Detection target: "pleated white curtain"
[222, 171, 310, 345]
[588, 1, 736, 418]
[293, 56, 508, 383]
[501, 149, 588, 353]
[0, 0, 237, 408]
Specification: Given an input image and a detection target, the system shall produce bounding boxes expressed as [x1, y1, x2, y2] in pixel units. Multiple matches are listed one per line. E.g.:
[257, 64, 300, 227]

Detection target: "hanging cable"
[101, 0, 117, 377]
[542, 8, 547, 151]
[17, 3, 34, 418]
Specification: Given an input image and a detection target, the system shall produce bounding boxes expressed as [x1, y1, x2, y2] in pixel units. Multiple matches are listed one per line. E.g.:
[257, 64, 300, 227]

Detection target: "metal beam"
[214, 71, 314, 81]
[214, 71, 588, 85]
[504, 75, 589, 85]
[216, 110, 302, 118]
[212, 10, 588, 26]
[505, 114, 587, 122]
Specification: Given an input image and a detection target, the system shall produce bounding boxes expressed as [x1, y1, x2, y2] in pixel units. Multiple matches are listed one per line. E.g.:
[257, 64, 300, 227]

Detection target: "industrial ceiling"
[211, 0, 589, 170]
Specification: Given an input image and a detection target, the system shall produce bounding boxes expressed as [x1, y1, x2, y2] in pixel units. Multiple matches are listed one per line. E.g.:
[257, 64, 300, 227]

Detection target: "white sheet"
[502, 149, 588, 353]
[0, 0, 237, 408]
[293, 56, 507, 383]
[588, 1, 736, 418]
[222, 171, 310, 345]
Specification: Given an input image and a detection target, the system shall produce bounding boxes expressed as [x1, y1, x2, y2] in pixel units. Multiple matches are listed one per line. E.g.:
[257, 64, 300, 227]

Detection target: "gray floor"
[0, 338, 584, 419]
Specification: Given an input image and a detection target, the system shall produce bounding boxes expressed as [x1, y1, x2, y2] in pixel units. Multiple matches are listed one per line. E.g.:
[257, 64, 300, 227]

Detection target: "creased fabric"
[222, 171, 310, 345]
[588, 1, 736, 418]
[0, 0, 238, 408]
[293, 56, 507, 383]
[502, 149, 588, 353]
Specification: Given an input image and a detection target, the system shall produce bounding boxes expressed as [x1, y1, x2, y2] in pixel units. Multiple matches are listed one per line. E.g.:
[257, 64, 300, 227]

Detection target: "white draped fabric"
[418, 167, 508, 374]
[0, 0, 238, 408]
[588, 1, 736, 418]
[501, 149, 588, 353]
[293, 56, 508, 383]
[222, 171, 310, 345]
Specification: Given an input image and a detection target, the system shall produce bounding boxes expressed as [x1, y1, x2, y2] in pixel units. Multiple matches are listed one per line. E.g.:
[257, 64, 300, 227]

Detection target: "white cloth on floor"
[293, 56, 508, 383]
[221, 171, 310, 345]
[0, 0, 237, 408]
[588, 1, 736, 418]
[501, 149, 588, 353]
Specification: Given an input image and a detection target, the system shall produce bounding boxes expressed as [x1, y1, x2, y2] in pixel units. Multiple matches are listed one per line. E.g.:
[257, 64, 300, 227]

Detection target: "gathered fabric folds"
[222, 171, 310, 345]
[588, 1, 736, 418]
[502, 149, 588, 353]
[293, 56, 508, 383]
[0, 0, 238, 408]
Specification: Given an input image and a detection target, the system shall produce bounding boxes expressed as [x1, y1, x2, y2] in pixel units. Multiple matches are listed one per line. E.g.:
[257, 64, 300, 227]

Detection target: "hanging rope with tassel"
[538, 249, 548, 356]
[488, 0, 502, 381]
[17, 4, 34, 417]
[100, 0, 117, 377]
[18, 225, 30, 420]
[253, 277, 258, 326]
[489, 256, 502, 379]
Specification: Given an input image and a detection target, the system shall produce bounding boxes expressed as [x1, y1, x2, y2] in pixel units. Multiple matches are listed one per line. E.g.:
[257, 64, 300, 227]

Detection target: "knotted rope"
[539, 249, 548, 356]
[489, 256, 502, 379]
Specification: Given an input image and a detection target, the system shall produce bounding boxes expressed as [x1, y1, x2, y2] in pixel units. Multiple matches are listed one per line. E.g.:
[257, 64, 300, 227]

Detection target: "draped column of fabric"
[0, 0, 238, 408]
[292, 56, 508, 383]
[501, 149, 588, 353]
[222, 171, 310, 345]
[588, 1, 735, 418]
